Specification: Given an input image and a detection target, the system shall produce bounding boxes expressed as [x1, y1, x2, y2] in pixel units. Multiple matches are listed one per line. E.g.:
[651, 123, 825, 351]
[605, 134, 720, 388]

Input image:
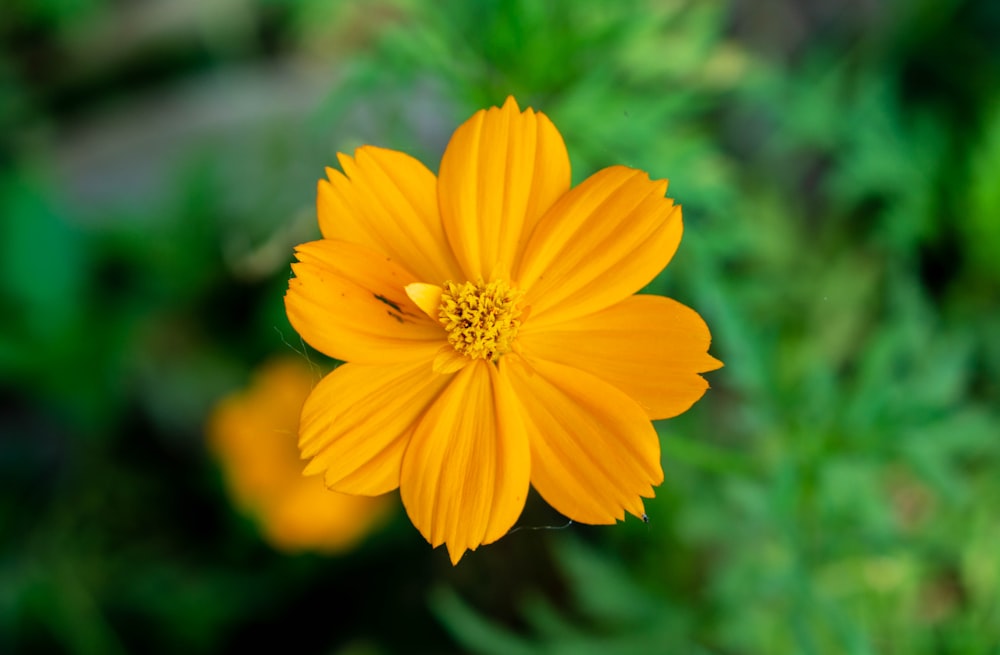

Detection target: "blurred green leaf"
[430, 587, 535, 655]
[962, 97, 1000, 281]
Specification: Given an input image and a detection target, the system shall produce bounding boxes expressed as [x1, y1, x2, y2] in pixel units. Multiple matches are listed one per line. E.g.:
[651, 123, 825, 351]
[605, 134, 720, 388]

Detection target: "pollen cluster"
[438, 279, 523, 362]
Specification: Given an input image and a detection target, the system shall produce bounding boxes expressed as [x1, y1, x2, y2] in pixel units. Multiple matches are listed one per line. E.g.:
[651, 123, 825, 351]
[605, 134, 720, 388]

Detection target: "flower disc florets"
[438, 279, 523, 362]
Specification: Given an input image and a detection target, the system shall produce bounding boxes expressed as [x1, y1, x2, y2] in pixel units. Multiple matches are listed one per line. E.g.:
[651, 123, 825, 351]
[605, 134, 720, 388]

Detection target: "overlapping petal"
[521, 295, 722, 420]
[208, 357, 393, 554]
[505, 357, 663, 525]
[400, 361, 530, 564]
[285, 239, 445, 365]
[318, 146, 462, 283]
[515, 166, 683, 327]
[438, 96, 571, 281]
[300, 360, 453, 495]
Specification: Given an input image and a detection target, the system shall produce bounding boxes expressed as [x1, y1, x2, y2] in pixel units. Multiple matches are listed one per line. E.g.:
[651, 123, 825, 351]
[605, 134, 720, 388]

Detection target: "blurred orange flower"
[208, 357, 392, 553]
[285, 96, 722, 563]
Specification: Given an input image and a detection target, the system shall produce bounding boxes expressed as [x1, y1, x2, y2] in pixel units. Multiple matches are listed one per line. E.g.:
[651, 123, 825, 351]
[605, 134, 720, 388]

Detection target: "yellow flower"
[207, 357, 392, 553]
[285, 96, 722, 564]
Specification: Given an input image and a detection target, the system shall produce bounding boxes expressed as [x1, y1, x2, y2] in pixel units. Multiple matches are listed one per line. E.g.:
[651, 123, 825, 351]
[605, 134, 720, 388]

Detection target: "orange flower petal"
[404, 282, 443, 320]
[318, 146, 463, 284]
[285, 239, 445, 365]
[505, 357, 663, 525]
[207, 358, 315, 507]
[400, 360, 530, 564]
[300, 360, 453, 495]
[207, 357, 393, 553]
[438, 96, 571, 281]
[521, 295, 723, 420]
[264, 483, 393, 554]
[515, 166, 682, 328]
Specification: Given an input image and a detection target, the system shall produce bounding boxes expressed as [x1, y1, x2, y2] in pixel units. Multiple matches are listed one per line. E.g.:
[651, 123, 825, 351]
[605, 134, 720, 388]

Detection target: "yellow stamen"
[438, 279, 523, 362]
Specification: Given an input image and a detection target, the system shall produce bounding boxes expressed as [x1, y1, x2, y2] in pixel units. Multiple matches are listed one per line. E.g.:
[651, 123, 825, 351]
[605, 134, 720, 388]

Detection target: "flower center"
[438, 279, 523, 362]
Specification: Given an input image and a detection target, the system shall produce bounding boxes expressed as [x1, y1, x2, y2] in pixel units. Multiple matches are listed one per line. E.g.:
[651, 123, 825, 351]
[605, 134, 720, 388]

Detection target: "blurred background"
[2, 0, 999, 653]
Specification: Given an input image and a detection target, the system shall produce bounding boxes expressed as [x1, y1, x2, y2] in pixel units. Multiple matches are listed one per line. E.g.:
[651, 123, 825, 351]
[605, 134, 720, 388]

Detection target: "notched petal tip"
[519, 295, 721, 421]
[316, 146, 462, 284]
[447, 543, 468, 565]
[515, 165, 684, 325]
[438, 94, 571, 282]
[507, 358, 662, 525]
[702, 352, 725, 373]
[500, 95, 523, 115]
[400, 362, 530, 565]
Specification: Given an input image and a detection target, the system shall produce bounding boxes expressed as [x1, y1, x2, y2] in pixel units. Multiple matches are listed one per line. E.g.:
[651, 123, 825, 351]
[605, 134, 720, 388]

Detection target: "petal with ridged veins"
[318, 146, 462, 283]
[506, 357, 663, 525]
[516, 166, 682, 328]
[438, 96, 571, 281]
[300, 360, 453, 495]
[400, 360, 530, 564]
[521, 295, 722, 420]
[285, 239, 444, 365]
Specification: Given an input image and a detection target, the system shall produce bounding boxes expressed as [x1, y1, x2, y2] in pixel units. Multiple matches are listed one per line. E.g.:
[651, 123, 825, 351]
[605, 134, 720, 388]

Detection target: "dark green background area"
[2, 1, 999, 653]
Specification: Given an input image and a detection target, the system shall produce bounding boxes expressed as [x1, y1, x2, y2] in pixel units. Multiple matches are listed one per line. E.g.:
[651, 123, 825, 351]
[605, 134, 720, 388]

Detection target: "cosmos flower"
[208, 357, 392, 553]
[285, 96, 722, 563]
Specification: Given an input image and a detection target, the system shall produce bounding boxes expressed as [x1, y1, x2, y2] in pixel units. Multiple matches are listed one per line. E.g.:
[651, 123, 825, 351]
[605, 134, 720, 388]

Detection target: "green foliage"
[434, 538, 705, 654]
[963, 97, 1000, 281]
